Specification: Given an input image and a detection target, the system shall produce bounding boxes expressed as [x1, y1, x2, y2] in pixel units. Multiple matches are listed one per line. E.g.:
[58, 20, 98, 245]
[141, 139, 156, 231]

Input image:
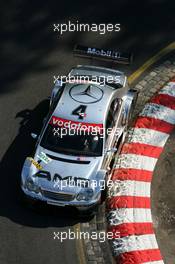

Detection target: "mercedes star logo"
[69, 84, 104, 104]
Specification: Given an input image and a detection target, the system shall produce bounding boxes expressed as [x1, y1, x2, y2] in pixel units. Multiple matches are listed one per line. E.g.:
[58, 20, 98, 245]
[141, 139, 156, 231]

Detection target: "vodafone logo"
[50, 116, 103, 132]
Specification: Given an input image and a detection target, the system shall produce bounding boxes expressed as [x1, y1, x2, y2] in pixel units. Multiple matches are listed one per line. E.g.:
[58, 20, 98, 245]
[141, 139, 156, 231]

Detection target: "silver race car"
[21, 46, 138, 214]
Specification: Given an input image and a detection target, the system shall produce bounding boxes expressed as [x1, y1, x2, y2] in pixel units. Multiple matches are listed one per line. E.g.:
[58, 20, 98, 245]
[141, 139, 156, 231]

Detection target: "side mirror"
[30, 133, 38, 139]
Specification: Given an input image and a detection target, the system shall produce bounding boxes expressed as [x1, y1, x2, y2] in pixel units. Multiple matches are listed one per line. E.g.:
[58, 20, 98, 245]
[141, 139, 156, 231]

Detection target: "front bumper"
[21, 186, 101, 212]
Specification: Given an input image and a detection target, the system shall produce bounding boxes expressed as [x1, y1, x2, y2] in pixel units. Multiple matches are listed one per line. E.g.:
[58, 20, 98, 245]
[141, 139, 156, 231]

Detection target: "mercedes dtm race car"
[21, 46, 138, 214]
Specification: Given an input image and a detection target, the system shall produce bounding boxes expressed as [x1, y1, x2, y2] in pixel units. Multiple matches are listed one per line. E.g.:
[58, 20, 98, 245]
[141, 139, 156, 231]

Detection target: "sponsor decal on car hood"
[33, 146, 101, 182]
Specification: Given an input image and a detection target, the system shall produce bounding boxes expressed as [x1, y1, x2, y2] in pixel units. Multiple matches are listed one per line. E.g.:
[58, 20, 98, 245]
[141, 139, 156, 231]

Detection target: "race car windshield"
[40, 124, 103, 157]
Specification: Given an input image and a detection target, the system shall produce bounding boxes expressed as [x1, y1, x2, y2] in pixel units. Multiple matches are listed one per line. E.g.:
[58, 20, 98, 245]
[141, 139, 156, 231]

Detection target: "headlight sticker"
[37, 152, 52, 164]
[27, 157, 43, 170]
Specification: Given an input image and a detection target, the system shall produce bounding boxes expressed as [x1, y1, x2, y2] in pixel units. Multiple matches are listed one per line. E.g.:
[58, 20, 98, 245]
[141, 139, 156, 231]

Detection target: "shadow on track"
[0, 0, 175, 93]
[0, 99, 93, 228]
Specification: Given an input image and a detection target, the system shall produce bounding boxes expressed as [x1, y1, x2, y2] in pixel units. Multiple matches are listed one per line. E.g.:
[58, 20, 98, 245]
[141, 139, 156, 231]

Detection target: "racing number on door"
[72, 105, 87, 119]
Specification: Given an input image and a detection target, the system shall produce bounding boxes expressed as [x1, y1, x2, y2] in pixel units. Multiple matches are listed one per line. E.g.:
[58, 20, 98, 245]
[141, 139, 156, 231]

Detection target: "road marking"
[74, 223, 87, 264]
[128, 41, 175, 84]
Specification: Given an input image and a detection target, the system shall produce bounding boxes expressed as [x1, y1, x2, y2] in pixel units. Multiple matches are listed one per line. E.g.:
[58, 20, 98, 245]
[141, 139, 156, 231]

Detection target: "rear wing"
[73, 45, 133, 64]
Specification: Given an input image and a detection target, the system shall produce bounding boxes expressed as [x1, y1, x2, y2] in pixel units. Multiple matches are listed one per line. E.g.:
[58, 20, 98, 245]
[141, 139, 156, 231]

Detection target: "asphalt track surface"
[0, 1, 175, 264]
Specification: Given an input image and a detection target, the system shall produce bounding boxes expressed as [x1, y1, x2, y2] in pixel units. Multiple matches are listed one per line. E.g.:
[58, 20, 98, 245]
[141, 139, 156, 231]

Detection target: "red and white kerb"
[107, 79, 175, 264]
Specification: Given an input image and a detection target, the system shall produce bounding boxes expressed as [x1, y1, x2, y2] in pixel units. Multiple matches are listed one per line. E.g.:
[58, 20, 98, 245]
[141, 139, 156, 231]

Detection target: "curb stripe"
[140, 103, 175, 125]
[107, 196, 151, 209]
[159, 81, 175, 97]
[121, 143, 162, 158]
[108, 208, 152, 225]
[144, 261, 164, 264]
[134, 116, 174, 134]
[150, 93, 175, 110]
[115, 249, 162, 263]
[114, 154, 157, 171]
[111, 168, 152, 182]
[112, 234, 159, 255]
[127, 128, 169, 147]
[108, 222, 154, 237]
[108, 181, 151, 198]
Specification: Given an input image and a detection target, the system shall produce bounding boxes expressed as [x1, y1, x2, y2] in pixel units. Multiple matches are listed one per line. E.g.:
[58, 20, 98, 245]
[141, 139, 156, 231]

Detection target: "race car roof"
[53, 82, 115, 124]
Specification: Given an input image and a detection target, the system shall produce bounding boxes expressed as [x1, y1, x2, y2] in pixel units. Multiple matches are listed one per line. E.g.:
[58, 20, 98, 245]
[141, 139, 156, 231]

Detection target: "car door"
[101, 99, 118, 171]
